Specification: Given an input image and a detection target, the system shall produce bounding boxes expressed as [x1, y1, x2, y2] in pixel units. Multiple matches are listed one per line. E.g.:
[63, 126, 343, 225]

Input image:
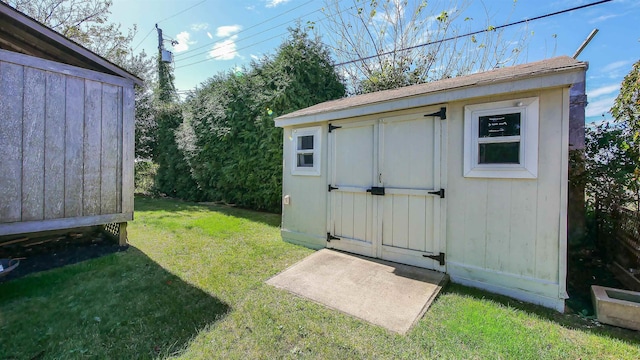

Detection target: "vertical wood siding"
[64, 76, 85, 217]
[0, 58, 131, 226]
[44, 72, 66, 219]
[447, 89, 565, 283]
[100, 84, 120, 215]
[22, 67, 46, 221]
[83, 79, 102, 215]
[0, 62, 24, 222]
[121, 86, 135, 214]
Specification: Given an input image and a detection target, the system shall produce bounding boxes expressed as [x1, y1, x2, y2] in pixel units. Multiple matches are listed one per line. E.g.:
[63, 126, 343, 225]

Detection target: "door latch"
[366, 187, 385, 196]
[428, 189, 445, 198]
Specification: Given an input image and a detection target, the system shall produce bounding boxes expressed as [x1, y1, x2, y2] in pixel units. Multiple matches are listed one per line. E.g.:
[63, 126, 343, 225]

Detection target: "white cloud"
[191, 22, 209, 31]
[602, 60, 631, 73]
[589, 14, 619, 24]
[207, 32, 213, 39]
[246, 5, 256, 10]
[588, 84, 619, 98]
[216, 25, 242, 37]
[266, 0, 291, 8]
[586, 96, 617, 117]
[209, 35, 240, 60]
[173, 31, 195, 52]
[250, 54, 260, 60]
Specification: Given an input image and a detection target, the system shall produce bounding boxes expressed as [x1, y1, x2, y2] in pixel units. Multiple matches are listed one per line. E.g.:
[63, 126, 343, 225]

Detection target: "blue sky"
[111, 0, 639, 123]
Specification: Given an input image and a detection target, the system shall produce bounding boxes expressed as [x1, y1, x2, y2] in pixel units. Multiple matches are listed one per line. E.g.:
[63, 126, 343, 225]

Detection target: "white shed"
[275, 56, 587, 311]
[0, 3, 141, 244]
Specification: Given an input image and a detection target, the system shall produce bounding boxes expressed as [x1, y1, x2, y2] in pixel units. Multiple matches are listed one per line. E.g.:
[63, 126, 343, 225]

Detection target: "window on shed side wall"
[464, 97, 539, 178]
[292, 126, 321, 176]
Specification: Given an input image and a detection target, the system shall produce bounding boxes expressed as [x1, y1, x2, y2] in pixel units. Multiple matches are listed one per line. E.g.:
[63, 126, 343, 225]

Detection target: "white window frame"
[464, 97, 539, 179]
[291, 126, 321, 176]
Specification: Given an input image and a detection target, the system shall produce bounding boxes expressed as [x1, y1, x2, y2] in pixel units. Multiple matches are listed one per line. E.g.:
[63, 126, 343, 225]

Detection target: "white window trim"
[291, 126, 321, 176]
[464, 97, 539, 179]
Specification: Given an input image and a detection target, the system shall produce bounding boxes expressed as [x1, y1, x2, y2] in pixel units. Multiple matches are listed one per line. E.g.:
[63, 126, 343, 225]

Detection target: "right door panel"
[379, 113, 443, 270]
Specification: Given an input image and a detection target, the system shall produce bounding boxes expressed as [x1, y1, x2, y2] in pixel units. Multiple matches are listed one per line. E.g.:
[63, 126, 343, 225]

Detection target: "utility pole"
[155, 24, 175, 63]
[155, 24, 164, 52]
[155, 24, 175, 103]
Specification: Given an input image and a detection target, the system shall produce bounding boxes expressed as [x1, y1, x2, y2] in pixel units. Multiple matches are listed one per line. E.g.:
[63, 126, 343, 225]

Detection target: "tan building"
[275, 57, 587, 311]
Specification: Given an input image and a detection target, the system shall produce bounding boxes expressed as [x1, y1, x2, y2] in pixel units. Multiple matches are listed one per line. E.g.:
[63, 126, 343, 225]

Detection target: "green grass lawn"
[1, 197, 639, 359]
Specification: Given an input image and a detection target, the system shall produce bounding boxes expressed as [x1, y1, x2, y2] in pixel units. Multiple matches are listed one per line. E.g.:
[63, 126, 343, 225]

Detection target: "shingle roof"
[277, 56, 586, 121]
[0, 2, 143, 85]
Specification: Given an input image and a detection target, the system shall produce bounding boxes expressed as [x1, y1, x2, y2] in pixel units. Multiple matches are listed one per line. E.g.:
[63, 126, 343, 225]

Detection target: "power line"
[175, 32, 288, 69]
[334, 0, 613, 67]
[132, 27, 155, 51]
[132, 0, 208, 52]
[174, 4, 357, 69]
[157, 0, 208, 24]
[175, 5, 326, 63]
[175, 0, 613, 75]
[174, 0, 314, 58]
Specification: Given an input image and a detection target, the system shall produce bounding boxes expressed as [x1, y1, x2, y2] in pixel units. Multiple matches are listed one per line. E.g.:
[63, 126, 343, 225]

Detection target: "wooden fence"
[595, 202, 640, 290]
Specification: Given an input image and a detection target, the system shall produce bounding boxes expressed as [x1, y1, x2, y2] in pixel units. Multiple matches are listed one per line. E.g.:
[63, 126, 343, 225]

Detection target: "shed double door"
[327, 110, 445, 271]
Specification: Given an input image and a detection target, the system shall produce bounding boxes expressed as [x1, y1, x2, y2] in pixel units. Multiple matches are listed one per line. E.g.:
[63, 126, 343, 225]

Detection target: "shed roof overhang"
[275, 56, 587, 128]
[0, 2, 143, 86]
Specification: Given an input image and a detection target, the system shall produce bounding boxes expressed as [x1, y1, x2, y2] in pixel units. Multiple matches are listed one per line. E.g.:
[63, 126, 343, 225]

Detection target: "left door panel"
[328, 120, 378, 257]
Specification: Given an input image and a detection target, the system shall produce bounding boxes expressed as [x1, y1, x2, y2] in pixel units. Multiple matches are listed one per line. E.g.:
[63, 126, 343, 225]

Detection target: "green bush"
[174, 27, 345, 212]
[155, 104, 204, 201]
[134, 159, 158, 195]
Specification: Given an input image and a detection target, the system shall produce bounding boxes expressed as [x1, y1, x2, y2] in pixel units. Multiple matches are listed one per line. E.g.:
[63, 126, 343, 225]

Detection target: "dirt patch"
[0, 231, 128, 283]
[566, 246, 624, 316]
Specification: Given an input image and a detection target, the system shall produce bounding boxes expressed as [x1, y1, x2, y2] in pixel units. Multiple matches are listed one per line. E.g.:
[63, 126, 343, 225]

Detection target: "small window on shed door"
[292, 126, 321, 176]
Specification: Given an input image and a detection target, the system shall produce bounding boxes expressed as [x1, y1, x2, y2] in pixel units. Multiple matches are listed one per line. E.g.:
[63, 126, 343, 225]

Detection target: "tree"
[585, 122, 639, 211]
[175, 27, 345, 211]
[611, 59, 640, 134]
[151, 48, 201, 199]
[581, 60, 640, 239]
[322, 0, 527, 93]
[4, 0, 128, 58]
[2, 0, 144, 63]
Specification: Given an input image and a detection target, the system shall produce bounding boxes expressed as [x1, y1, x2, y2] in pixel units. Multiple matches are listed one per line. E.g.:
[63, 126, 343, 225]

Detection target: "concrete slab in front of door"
[266, 249, 448, 334]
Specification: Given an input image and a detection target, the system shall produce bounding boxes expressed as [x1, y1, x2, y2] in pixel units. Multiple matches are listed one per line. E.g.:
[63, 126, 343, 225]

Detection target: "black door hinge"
[428, 189, 445, 198]
[423, 252, 445, 266]
[327, 233, 340, 242]
[328, 123, 342, 133]
[424, 107, 447, 120]
[366, 186, 385, 196]
[328, 185, 339, 192]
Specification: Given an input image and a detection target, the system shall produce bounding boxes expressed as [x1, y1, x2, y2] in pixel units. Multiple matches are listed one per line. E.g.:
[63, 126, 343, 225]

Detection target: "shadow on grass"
[0, 246, 229, 359]
[442, 283, 640, 345]
[135, 195, 281, 228]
